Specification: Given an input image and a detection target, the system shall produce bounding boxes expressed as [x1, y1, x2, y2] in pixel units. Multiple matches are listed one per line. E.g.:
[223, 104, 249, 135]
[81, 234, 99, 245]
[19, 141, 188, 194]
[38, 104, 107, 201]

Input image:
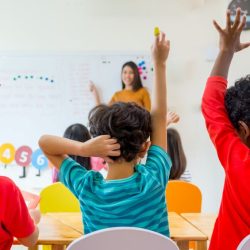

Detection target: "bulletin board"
[0, 52, 153, 185]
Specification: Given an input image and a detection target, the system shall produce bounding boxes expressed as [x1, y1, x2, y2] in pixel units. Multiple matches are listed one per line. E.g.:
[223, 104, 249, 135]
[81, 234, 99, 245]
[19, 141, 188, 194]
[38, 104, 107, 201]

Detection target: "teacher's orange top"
[109, 87, 151, 111]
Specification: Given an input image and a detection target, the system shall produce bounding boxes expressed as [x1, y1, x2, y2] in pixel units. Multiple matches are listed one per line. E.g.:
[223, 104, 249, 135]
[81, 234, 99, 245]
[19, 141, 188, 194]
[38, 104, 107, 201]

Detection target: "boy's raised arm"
[210, 8, 250, 78]
[201, 8, 250, 169]
[151, 31, 170, 150]
[39, 135, 120, 169]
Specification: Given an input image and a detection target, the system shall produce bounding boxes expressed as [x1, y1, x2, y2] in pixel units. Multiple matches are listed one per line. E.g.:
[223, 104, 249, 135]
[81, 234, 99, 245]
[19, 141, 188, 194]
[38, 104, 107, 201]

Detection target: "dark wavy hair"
[225, 75, 250, 130]
[167, 128, 187, 180]
[121, 61, 143, 91]
[88, 102, 151, 162]
[63, 123, 91, 170]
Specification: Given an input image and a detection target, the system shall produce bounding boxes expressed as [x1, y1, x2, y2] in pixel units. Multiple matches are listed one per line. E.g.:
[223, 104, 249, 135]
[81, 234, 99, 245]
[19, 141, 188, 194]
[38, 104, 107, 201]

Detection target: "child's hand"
[213, 8, 250, 53]
[151, 31, 170, 65]
[29, 209, 41, 224]
[167, 111, 180, 127]
[82, 135, 120, 162]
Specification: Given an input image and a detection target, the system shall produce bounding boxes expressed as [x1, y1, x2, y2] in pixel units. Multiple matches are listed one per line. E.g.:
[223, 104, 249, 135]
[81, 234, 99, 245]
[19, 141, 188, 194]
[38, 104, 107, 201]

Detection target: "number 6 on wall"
[32, 148, 48, 170]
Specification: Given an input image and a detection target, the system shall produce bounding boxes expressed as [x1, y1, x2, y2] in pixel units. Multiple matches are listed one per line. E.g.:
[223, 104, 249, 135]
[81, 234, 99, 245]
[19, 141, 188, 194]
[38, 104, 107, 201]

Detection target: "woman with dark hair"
[90, 61, 151, 111]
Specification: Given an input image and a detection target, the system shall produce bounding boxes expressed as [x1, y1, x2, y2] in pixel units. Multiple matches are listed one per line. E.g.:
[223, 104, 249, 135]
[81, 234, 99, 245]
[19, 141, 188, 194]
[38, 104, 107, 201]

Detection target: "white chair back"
[237, 235, 250, 250]
[67, 227, 179, 250]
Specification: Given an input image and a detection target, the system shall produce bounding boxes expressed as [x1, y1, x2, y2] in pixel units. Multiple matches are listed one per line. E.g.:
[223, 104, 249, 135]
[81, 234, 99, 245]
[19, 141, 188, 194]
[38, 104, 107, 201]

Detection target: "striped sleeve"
[145, 145, 172, 187]
[59, 157, 89, 198]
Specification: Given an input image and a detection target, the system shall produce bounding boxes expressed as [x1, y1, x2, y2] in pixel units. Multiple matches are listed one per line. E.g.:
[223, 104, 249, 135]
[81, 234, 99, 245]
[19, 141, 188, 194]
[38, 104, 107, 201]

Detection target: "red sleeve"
[4, 179, 36, 238]
[201, 76, 249, 171]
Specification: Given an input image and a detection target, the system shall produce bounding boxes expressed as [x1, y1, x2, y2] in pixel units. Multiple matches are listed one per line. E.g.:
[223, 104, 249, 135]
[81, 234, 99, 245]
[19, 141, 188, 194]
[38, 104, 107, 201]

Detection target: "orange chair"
[166, 180, 202, 213]
[166, 180, 202, 250]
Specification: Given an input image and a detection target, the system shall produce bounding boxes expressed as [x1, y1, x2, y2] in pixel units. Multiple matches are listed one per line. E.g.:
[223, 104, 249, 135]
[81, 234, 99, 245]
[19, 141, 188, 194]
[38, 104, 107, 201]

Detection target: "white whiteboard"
[0, 53, 153, 188]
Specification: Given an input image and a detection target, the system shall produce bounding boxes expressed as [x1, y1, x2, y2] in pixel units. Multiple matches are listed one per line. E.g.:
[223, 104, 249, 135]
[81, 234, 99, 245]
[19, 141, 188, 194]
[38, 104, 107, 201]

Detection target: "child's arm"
[15, 208, 39, 247]
[202, 9, 250, 170]
[210, 8, 250, 78]
[151, 31, 170, 150]
[89, 80, 101, 105]
[17, 228, 39, 247]
[4, 178, 39, 247]
[39, 135, 120, 169]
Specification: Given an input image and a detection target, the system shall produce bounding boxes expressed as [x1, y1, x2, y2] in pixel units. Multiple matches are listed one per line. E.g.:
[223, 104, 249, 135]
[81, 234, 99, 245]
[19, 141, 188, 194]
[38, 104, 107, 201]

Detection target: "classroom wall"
[1, 0, 249, 212]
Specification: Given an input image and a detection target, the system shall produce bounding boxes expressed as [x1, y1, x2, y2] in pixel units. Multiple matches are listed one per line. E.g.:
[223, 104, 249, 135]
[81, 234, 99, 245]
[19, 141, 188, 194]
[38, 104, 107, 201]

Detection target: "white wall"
[1, 0, 249, 212]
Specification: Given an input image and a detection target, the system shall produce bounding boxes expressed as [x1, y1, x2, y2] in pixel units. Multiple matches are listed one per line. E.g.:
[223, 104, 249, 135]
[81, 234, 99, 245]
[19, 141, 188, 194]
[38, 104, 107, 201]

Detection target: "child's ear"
[138, 141, 151, 158]
[238, 121, 250, 141]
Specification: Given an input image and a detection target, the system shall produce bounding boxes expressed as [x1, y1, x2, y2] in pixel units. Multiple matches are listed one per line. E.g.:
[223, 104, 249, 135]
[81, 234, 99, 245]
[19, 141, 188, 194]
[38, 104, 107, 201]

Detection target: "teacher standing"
[90, 61, 151, 111]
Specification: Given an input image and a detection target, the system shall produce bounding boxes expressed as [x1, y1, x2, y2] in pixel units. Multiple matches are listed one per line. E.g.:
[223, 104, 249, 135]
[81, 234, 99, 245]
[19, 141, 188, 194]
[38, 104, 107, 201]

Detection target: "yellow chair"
[40, 182, 81, 250]
[40, 182, 80, 213]
[166, 180, 202, 250]
[166, 180, 202, 213]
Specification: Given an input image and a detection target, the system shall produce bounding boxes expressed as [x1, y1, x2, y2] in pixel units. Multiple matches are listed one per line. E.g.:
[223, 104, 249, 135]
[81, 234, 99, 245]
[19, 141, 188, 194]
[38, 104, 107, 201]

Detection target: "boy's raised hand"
[82, 135, 120, 162]
[214, 8, 250, 53]
[151, 31, 170, 65]
[211, 8, 250, 77]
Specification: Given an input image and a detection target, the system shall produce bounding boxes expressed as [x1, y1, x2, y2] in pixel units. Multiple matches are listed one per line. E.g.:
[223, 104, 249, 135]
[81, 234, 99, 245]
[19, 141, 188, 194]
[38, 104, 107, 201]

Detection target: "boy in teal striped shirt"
[39, 30, 171, 236]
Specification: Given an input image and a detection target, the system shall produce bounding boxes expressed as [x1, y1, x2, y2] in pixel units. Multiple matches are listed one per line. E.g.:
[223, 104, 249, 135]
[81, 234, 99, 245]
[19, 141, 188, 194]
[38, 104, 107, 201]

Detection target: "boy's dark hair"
[63, 123, 91, 170]
[88, 102, 152, 162]
[225, 75, 250, 130]
[167, 128, 187, 180]
[121, 61, 143, 91]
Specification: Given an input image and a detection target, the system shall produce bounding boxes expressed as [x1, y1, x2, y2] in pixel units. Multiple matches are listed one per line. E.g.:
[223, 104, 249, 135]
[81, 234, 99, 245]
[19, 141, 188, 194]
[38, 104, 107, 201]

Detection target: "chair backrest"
[237, 235, 250, 250]
[67, 227, 179, 250]
[40, 182, 80, 213]
[166, 180, 202, 213]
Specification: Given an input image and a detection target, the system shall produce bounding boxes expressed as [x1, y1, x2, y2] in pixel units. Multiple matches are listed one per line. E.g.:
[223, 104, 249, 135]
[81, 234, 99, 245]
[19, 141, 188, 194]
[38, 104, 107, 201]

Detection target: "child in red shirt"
[202, 9, 250, 250]
[0, 176, 39, 250]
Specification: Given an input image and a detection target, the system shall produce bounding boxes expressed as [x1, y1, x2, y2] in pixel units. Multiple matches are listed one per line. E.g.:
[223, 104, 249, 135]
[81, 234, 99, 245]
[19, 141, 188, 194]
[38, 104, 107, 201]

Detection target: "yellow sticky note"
[154, 27, 160, 36]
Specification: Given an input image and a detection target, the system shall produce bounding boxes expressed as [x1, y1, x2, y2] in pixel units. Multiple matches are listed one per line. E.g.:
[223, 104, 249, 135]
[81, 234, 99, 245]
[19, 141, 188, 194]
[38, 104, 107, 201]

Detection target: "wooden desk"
[13, 214, 82, 250]
[48, 212, 208, 250]
[180, 213, 217, 240]
[169, 212, 208, 250]
[47, 212, 83, 233]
